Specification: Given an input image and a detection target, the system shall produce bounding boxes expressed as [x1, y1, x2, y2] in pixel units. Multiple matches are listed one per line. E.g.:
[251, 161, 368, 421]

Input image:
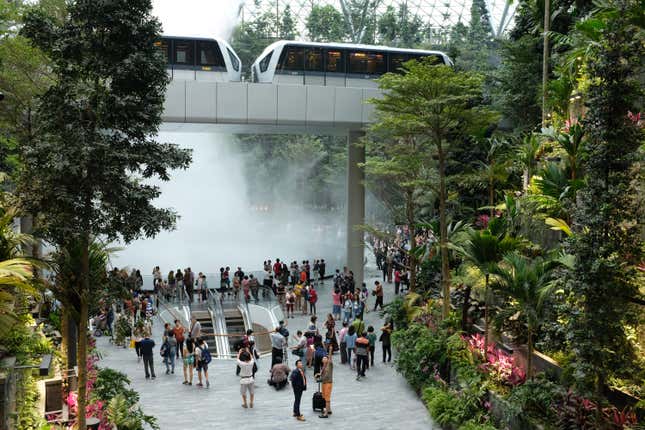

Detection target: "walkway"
[96, 270, 437, 429]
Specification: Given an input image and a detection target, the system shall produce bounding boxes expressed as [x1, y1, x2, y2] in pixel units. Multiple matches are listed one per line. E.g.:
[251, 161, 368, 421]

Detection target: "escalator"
[191, 309, 216, 346]
[222, 305, 246, 352]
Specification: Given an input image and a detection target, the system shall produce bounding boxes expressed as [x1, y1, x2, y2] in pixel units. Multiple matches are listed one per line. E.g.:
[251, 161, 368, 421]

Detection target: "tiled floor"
[96, 270, 437, 429]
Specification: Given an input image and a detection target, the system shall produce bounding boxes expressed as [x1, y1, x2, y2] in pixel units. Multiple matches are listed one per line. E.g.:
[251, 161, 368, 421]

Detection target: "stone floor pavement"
[96, 269, 437, 429]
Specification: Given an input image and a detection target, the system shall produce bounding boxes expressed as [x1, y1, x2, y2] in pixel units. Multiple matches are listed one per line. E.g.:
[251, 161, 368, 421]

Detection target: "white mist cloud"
[152, 0, 244, 40]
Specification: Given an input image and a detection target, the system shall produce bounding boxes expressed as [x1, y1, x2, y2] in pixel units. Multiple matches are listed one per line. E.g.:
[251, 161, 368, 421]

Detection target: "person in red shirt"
[273, 259, 282, 278]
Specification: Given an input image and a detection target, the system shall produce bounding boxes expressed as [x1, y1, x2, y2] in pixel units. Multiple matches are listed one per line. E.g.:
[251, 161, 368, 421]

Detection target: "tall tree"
[339, 0, 379, 44]
[377, 4, 424, 47]
[569, 0, 643, 397]
[279, 4, 297, 40]
[372, 61, 496, 318]
[306, 4, 346, 42]
[19, 1, 192, 427]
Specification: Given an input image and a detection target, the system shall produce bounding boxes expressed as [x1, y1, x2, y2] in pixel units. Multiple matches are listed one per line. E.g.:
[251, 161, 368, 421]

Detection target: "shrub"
[503, 376, 564, 426]
[458, 420, 499, 430]
[381, 296, 408, 330]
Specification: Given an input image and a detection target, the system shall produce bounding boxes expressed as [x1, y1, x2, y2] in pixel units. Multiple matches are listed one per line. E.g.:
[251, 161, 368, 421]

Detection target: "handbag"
[129, 339, 135, 348]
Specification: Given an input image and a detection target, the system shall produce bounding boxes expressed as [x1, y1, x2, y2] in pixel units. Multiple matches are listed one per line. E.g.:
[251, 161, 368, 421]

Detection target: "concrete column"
[346, 130, 366, 287]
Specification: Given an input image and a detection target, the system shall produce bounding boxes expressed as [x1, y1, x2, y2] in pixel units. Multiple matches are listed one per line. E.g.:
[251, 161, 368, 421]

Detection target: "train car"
[251, 40, 451, 88]
[155, 36, 242, 82]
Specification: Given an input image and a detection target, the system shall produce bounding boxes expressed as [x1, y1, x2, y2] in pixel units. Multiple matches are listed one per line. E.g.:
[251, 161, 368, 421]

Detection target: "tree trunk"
[76, 234, 90, 430]
[484, 273, 490, 353]
[406, 190, 417, 292]
[541, 0, 551, 126]
[461, 284, 471, 331]
[438, 141, 450, 319]
[527, 326, 534, 379]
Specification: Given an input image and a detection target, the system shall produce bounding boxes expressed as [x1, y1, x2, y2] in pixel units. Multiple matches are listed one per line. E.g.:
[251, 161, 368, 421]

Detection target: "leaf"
[545, 217, 572, 237]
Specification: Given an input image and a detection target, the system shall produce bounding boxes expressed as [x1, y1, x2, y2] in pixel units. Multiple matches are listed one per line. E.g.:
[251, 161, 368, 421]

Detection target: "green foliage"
[423, 383, 489, 428]
[381, 296, 408, 330]
[93, 368, 139, 404]
[568, 0, 644, 396]
[376, 4, 424, 48]
[503, 376, 564, 426]
[458, 421, 499, 430]
[14, 372, 46, 430]
[0, 313, 52, 364]
[107, 394, 159, 430]
[306, 5, 346, 42]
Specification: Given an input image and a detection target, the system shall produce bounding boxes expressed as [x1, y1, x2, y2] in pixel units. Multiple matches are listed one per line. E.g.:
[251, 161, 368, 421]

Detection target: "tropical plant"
[106, 394, 159, 430]
[490, 253, 562, 378]
[0, 258, 36, 336]
[372, 61, 497, 318]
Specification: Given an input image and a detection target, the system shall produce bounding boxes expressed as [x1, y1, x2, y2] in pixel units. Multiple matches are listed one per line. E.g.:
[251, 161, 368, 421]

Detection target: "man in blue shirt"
[139, 333, 156, 379]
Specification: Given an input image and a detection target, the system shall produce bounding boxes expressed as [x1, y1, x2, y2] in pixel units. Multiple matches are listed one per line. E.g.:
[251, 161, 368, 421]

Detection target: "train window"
[305, 48, 323, 73]
[227, 47, 240, 71]
[367, 52, 386, 74]
[389, 53, 410, 73]
[154, 39, 170, 64]
[277, 46, 304, 72]
[259, 51, 272, 72]
[349, 51, 386, 75]
[174, 39, 194, 66]
[198, 40, 224, 68]
[325, 49, 345, 73]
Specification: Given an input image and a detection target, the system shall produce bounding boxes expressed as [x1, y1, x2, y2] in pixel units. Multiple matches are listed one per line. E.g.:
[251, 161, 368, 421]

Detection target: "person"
[305, 315, 318, 338]
[367, 326, 377, 368]
[355, 332, 370, 380]
[182, 338, 195, 385]
[381, 258, 388, 283]
[351, 315, 366, 338]
[189, 315, 201, 339]
[291, 330, 307, 358]
[270, 327, 285, 367]
[267, 356, 290, 390]
[331, 288, 342, 320]
[164, 330, 177, 374]
[237, 348, 255, 408]
[289, 360, 307, 421]
[324, 314, 338, 352]
[133, 320, 145, 362]
[173, 319, 185, 359]
[185, 268, 195, 303]
[139, 331, 156, 379]
[319, 259, 326, 283]
[175, 269, 184, 298]
[233, 275, 241, 300]
[380, 322, 393, 363]
[195, 338, 210, 388]
[345, 325, 357, 369]
[337, 322, 349, 364]
[313, 336, 327, 375]
[285, 287, 296, 318]
[242, 275, 250, 302]
[316, 354, 333, 418]
[308, 285, 318, 315]
[196, 272, 205, 302]
[394, 267, 402, 296]
[360, 283, 369, 317]
[342, 295, 353, 324]
[273, 259, 282, 280]
[373, 281, 384, 311]
[249, 274, 259, 302]
[168, 270, 176, 299]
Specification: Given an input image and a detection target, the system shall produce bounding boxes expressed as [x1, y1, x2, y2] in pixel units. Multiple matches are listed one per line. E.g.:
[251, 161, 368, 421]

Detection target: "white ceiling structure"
[241, 0, 517, 39]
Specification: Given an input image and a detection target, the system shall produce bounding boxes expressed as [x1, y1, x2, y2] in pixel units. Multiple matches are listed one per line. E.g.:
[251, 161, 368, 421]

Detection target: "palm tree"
[0, 258, 36, 336]
[490, 253, 560, 378]
[516, 133, 542, 191]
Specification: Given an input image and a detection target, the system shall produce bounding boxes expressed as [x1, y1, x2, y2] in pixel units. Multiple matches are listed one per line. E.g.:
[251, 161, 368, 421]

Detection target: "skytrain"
[251, 40, 452, 88]
[155, 36, 242, 82]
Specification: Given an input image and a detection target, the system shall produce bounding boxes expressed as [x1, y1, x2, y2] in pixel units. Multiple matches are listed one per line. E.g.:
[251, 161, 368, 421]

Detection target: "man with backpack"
[195, 338, 211, 388]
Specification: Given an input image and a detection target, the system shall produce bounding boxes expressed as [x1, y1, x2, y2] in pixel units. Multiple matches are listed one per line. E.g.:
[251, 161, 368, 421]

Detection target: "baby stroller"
[92, 313, 109, 337]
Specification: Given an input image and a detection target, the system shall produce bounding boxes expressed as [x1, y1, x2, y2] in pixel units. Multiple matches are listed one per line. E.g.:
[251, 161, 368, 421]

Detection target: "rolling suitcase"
[313, 381, 325, 412]
[340, 342, 347, 364]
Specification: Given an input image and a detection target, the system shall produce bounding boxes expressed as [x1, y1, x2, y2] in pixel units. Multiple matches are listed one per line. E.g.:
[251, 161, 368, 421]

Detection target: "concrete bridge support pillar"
[346, 130, 366, 288]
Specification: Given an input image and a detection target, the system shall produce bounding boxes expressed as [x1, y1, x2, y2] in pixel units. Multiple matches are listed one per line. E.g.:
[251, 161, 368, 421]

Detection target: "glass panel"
[174, 39, 194, 65]
[348, 51, 368, 74]
[326, 49, 345, 73]
[305, 48, 323, 72]
[259, 51, 272, 72]
[227, 47, 240, 71]
[414, 53, 444, 65]
[277, 46, 304, 72]
[366, 52, 386, 75]
[198, 40, 224, 68]
[154, 39, 170, 64]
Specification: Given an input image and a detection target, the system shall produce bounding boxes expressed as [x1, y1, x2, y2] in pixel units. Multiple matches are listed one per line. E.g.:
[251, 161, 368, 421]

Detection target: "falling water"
[112, 132, 346, 275]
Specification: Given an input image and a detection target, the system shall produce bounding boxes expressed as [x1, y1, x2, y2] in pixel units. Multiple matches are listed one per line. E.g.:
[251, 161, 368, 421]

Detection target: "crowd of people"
[99, 256, 397, 423]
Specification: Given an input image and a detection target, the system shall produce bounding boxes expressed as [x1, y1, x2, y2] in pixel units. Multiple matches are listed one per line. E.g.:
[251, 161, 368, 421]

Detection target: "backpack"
[160, 341, 169, 357]
[200, 346, 212, 364]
